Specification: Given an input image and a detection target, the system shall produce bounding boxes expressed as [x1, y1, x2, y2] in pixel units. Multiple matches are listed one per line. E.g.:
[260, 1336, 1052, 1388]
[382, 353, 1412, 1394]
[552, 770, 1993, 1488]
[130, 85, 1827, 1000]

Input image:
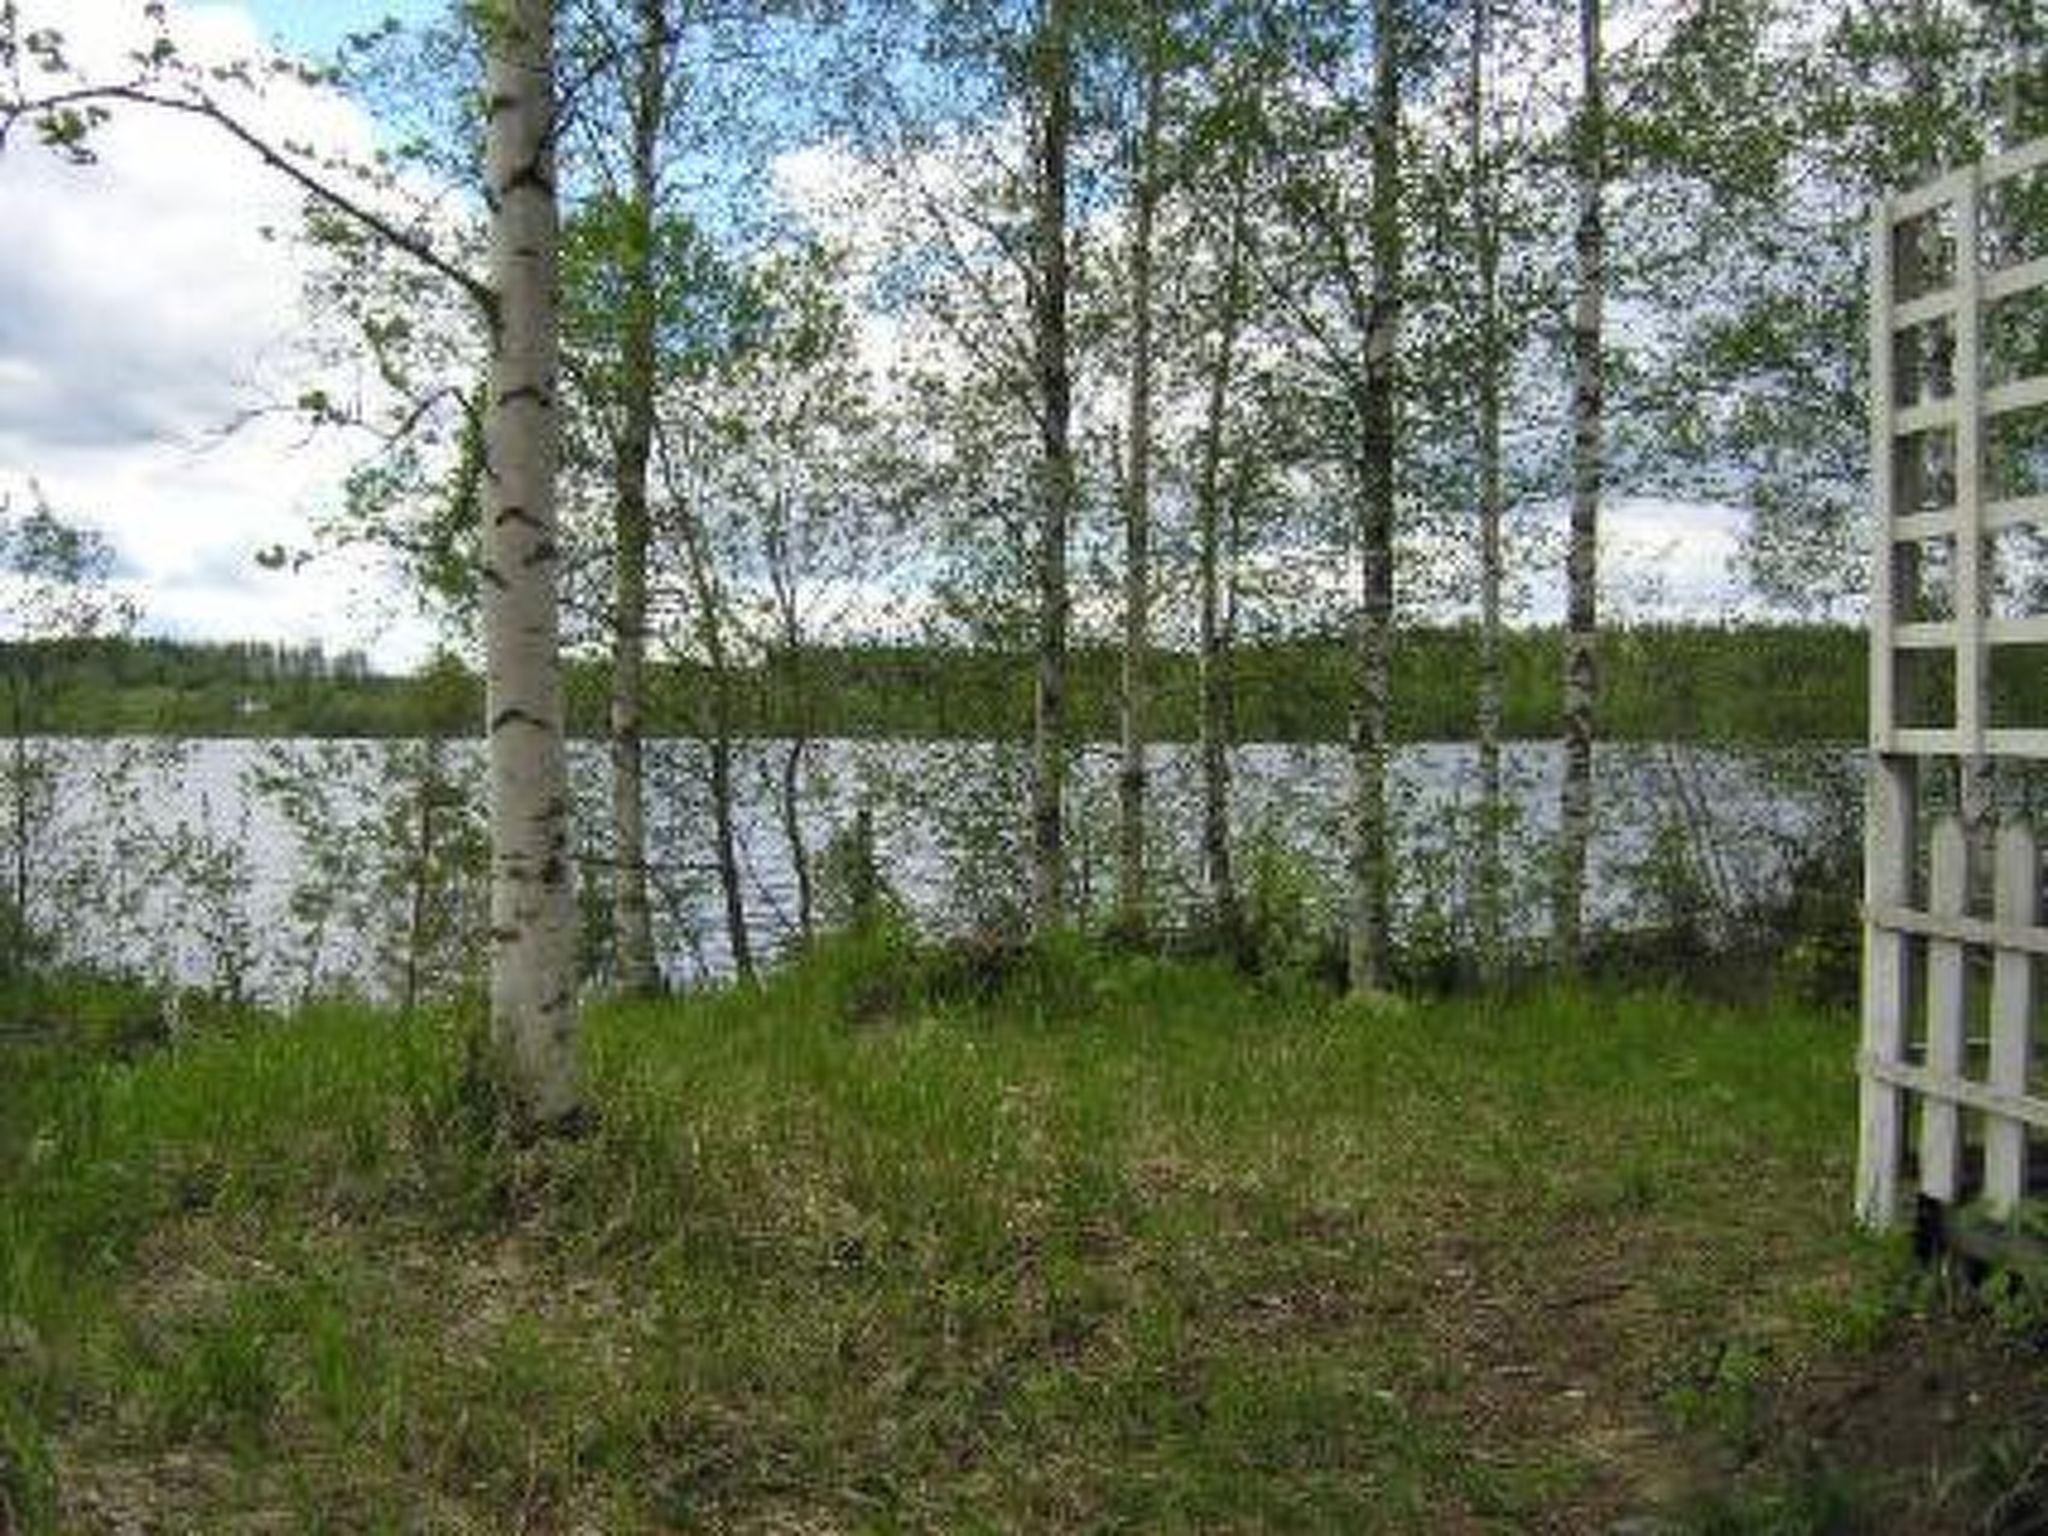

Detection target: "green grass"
[0, 943, 2016, 1531]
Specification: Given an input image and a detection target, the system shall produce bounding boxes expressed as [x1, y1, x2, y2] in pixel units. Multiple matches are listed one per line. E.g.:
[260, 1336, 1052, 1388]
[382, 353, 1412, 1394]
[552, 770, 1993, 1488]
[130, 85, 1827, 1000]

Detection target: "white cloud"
[2, 2, 1819, 685]
[1225, 496, 1766, 635]
[0, 0, 438, 670]
[1588, 497, 1756, 624]
[1499, 497, 1765, 626]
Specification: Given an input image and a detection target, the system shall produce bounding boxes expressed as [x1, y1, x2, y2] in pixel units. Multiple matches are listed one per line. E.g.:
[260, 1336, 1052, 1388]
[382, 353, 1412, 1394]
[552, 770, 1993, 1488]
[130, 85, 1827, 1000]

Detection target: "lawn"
[2, 940, 2041, 1532]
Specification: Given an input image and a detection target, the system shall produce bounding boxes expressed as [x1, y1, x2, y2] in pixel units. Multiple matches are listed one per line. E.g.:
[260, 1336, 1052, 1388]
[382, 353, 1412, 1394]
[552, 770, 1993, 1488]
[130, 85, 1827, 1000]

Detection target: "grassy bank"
[2, 945, 2042, 1532]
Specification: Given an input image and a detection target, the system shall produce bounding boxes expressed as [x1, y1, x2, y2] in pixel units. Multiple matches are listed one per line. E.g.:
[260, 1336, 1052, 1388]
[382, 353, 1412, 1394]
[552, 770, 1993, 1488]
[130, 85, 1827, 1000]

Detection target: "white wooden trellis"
[1859, 136, 2048, 1232]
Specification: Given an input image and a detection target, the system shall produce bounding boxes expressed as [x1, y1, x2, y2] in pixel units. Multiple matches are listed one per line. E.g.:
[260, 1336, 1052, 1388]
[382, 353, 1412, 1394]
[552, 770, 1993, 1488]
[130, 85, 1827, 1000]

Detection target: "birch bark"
[1198, 146, 1250, 937]
[1347, 0, 1402, 994]
[1030, 0, 1075, 934]
[609, 0, 664, 996]
[1116, 24, 1164, 938]
[482, 0, 578, 1120]
[1557, 0, 1603, 970]
[1470, 0, 1506, 982]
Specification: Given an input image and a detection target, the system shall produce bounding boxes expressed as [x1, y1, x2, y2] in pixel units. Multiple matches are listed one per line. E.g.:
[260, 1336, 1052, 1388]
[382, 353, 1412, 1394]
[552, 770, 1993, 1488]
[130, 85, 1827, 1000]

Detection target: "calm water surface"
[23, 736, 1855, 1000]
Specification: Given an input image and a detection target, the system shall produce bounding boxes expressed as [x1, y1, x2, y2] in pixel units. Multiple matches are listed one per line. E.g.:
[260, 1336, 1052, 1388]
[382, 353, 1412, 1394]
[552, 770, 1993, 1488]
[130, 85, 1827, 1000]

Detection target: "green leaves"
[562, 197, 772, 388]
[0, 489, 131, 649]
[29, 101, 103, 161]
[20, 25, 69, 75]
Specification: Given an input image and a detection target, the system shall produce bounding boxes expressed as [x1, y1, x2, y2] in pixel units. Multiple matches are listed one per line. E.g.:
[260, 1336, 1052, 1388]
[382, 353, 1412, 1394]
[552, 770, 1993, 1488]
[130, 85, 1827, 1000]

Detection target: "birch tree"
[661, 459, 756, 982]
[615, 225, 771, 985]
[480, 0, 579, 1120]
[1115, 9, 1166, 938]
[742, 268, 881, 947]
[1196, 114, 1252, 938]
[1029, 0, 1077, 934]
[1227, 0, 1409, 988]
[604, 0, 667, 997]
[1468, 0, 1509, 981]
[1555, 0, 1602, 971]
[1, 2, 581, 1120]
[1348, 0, 1403, 994]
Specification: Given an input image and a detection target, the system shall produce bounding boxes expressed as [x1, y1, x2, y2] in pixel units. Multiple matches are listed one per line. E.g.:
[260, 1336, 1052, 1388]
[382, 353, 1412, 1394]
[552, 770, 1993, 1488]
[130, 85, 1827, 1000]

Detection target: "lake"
[10, 736, 1859, 1002]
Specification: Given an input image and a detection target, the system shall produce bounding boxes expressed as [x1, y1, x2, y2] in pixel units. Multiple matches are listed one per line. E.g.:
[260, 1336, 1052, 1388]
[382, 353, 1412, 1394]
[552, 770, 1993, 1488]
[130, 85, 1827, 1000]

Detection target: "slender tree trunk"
[10, 674, 27, 927]
[1116, 26, 1164, 940]
[767, 505, 814, 942]
[1030, 0, 1075, 935]
[404, 745, 437, 1017]
[779, 731, 812, 940]
[1198, 163, 1250, 938]
[1471, 0, 1506, 983]
[705, 672, 753, 982]
[1347, 0, 1402, 995]
[676, 500, 754, 982]
[482, 0, 578, 1122]
[1557, 0, 1603, 971]
[609, 0, 664, 997]
[1218, 453, 1250, 921]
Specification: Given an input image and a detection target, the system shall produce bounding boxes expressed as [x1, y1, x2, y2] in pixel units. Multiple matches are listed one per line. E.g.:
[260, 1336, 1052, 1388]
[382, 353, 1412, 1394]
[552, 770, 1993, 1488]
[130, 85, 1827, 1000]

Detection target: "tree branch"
[3, 78, 494, 313]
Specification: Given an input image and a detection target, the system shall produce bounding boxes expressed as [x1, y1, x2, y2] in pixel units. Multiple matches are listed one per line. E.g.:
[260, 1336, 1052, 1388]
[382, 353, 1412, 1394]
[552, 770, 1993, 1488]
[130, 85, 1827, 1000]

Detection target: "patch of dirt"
[1411, 1218, 2048, 1534]
[1737, 1311, 2048, 1533]
[1408, 1222, 1715, 1531]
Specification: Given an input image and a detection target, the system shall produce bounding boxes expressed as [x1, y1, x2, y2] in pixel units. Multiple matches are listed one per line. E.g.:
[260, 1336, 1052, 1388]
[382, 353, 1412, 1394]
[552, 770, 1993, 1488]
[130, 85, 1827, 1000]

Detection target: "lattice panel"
[1860, 138, 2048, 1231]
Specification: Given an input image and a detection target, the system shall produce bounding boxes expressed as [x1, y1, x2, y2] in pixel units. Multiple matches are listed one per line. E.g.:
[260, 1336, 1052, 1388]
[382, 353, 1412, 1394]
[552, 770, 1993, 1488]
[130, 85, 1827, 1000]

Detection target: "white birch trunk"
[1471, 0, 1506, 983]
[1198, 154, 1250, 938]
[1116, 28, 1163, 939]
[608, 0, 664, 997]
[1030, 0, 1075, 935]
[482, 0, 578, 1121]
[1557, 0, 1603, 971]
[1347, 0, 1402, 994]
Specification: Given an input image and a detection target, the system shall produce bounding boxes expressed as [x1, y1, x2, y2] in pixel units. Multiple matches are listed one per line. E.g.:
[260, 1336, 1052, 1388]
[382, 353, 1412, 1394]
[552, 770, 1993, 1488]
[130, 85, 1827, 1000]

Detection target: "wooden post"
[1869, 197, 1902, 747]
[1986, 822, 2040, 1218]
[1859, 192, 1914, 1230]
[1953, 166, 1991, 845]
[1859, 758, 1917, 1227]
[1920, 816, 1969, 1203]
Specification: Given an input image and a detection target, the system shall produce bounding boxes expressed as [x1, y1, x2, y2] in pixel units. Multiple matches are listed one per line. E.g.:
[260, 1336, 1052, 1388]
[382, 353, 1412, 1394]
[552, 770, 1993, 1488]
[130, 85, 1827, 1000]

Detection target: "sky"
[241, 0, 444, 58]
[0, 0, 1773, 677]
[1, 1, 449, 670]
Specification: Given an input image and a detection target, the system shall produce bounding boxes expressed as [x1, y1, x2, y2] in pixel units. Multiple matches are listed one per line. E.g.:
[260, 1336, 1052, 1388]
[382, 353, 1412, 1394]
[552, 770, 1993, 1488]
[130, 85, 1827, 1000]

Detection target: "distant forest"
[3, 626, 1873, 743]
